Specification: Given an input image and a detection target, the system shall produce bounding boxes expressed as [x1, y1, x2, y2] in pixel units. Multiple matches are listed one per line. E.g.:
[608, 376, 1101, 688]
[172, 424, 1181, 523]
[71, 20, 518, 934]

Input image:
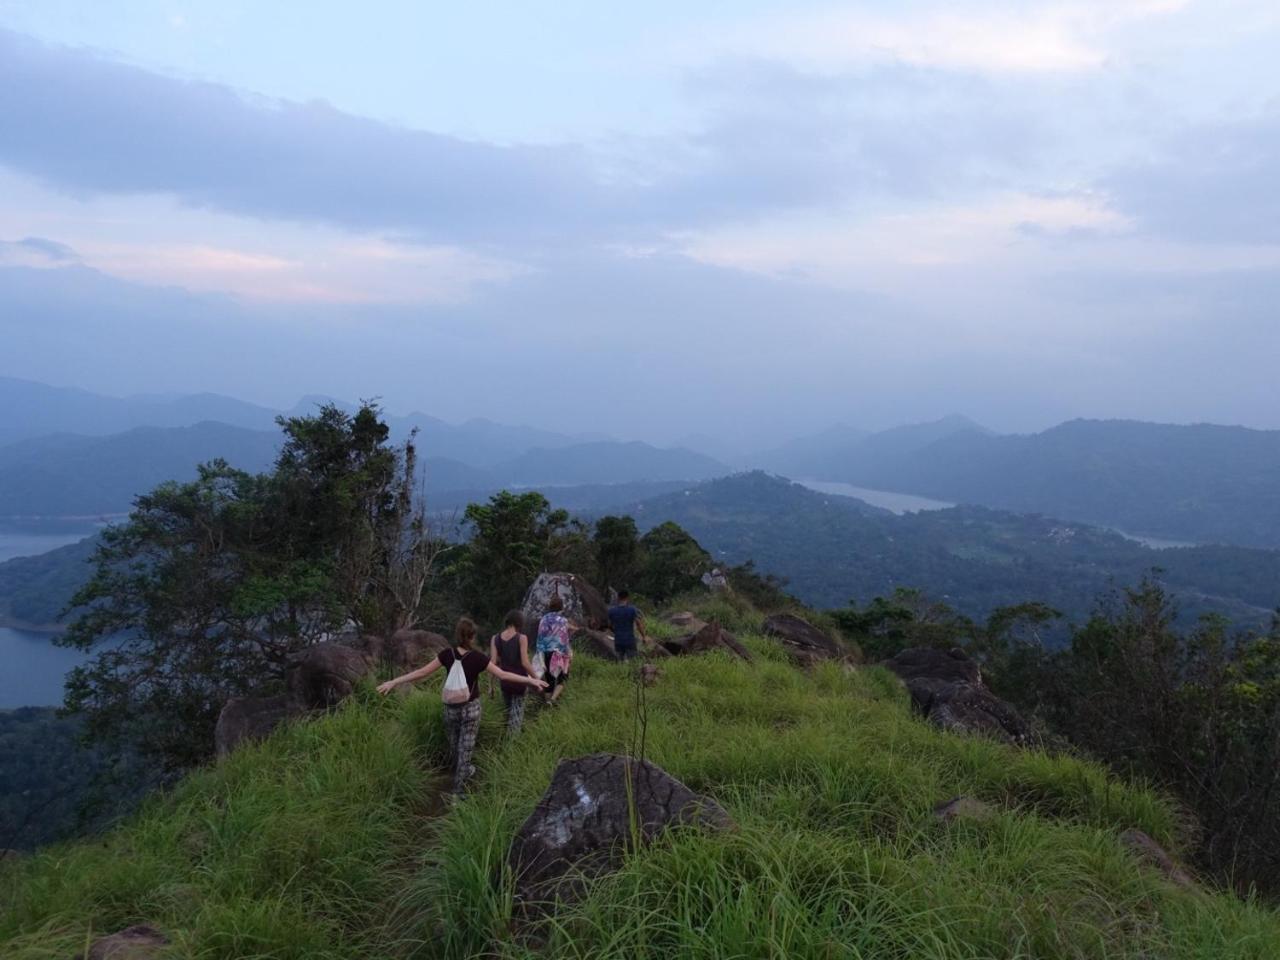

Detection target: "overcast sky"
[2, 0, 1279, 446]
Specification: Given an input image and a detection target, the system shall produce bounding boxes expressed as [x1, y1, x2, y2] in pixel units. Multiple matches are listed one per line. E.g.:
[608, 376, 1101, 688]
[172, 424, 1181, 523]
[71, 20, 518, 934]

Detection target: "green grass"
[4, 631, 1280, 958]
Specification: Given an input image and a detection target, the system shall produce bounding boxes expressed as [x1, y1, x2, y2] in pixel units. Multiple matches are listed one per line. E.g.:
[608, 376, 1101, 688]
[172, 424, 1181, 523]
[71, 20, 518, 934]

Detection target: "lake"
[796, 479, 955, 514]
[796, 479, 1194, 549]
[0, 529, 98, 708]
[0, 626, 84, 707]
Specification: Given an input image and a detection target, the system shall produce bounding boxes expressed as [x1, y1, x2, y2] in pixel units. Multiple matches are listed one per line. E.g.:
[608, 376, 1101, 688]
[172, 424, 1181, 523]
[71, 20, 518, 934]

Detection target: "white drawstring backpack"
[442, 649, 471, 705]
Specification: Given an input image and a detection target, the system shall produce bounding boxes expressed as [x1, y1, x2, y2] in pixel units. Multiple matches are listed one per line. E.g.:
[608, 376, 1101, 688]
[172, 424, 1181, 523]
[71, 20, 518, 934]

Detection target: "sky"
[2, 0, 1279, 448]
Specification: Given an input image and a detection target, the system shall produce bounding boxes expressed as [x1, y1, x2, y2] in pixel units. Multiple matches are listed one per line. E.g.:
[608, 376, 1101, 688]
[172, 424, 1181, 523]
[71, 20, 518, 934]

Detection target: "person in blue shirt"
[607, 589, 646, 661]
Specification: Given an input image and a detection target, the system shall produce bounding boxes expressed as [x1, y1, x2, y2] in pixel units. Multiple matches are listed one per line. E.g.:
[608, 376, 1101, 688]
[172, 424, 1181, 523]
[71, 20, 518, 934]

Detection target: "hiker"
[535, 594, 577, 704]
[376, 617, 546, 794]
[607, 589, 646, 660]
[488, 610, 534, 735]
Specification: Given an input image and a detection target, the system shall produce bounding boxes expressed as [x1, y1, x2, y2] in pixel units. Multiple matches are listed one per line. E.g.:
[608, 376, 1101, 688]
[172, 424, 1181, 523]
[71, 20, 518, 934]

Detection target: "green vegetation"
[0, 708, 143, 851]
[633, 472, 1280, 631]
[60, 402, 435, 774]
[818, 418, 1280, 550]
[4, 613, 1278, 958]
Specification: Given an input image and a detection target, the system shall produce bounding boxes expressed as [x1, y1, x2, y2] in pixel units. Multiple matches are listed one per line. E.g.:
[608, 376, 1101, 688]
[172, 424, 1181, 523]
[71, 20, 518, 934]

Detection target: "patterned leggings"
[443, 700, 482, 794]
[503, 691, 526, 735]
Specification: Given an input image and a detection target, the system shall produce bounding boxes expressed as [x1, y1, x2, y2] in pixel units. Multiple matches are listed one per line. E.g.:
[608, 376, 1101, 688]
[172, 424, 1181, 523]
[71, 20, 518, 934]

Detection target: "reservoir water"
[796, 479, 955, 514]
[0, 625, 83, 707]
[0, 529, 96, 708]
[795, 479, 1193, 550]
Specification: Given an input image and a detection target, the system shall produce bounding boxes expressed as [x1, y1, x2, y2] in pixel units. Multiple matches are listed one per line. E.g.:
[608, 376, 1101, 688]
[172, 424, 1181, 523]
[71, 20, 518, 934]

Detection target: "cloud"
[707, 1, 1189, 76]
[0, 29, 1054, 252]
[0, 235, 81, 266]
[1106, 106, 1280, 244]
[0, 29, 609, 244]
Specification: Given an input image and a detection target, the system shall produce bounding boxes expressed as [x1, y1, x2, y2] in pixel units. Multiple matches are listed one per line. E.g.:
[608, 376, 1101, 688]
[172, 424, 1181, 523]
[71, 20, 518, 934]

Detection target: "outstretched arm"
[485, 660, 547, 690]
[376, 657, 442, 694]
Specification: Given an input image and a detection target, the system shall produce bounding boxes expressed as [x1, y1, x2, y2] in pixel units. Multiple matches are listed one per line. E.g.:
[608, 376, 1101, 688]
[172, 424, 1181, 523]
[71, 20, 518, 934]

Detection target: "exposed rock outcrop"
[216, 639, 377, 756]
[286, 641, 375, 709]
[508, 753, 734, 909]
[214, 694, 303, 757]
[701, 568, 730, 592]
[933, 796, 997, 823]
[761, 613, 842, 663]
[662, 621, 752, 661]
[666, 611, 707, 632]
[884, 647, 1030, 744]
[78, 925, 168, 960]
[522, 573, 610, 634]
[385, 629, 449, 671]
[1120, 828, 1198, 891]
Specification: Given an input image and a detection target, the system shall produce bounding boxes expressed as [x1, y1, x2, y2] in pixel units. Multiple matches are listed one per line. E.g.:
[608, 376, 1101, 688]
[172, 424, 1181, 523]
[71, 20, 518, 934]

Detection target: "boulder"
[214, 694, 302, 757]
[508, 754, 734, 908]
[761, 613, 842, 663]
[640, 664, 662, 686]
[78, 925, 168, 960]
[385, 629, 449, 671]
[933, 796, 997, 823]
[666, 611, 707, 632]
[884, 646, 981, 685]
[286, 642, 375, 709]
[701, 568, 731, 592]
[1120, 828, 1198, 890]
[663, 622, 752, 662]
[884, 647, 1030, 745]
[522, 572, 611, 633]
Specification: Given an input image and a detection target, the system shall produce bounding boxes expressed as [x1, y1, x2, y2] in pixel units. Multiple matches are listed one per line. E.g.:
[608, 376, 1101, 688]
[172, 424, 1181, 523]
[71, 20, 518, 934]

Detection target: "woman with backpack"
[488, 609, 535, 735]
[377, 617, 546, 795]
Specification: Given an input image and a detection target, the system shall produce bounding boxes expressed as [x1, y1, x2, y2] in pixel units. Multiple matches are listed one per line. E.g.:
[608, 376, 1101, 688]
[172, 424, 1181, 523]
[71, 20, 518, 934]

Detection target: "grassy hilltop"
[4, 596, 1279, 959]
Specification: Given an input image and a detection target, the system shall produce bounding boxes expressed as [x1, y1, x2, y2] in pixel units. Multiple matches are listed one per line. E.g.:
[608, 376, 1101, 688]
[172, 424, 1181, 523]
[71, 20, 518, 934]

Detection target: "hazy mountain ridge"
[623, 472, 1280, 629]
[833, 418, 1280, 549]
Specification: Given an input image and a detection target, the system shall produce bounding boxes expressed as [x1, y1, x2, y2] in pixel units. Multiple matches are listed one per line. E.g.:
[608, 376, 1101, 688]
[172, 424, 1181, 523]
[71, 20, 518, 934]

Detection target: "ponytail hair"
[454, 617, 477, 650]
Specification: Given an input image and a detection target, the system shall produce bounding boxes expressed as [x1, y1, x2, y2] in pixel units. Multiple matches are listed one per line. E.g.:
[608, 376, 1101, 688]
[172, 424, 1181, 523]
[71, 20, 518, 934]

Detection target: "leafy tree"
[593, 515, 640, 593]
[633, 521, 712, 601]
[59, 403, 434, 774]
[450, 491, 592, 619]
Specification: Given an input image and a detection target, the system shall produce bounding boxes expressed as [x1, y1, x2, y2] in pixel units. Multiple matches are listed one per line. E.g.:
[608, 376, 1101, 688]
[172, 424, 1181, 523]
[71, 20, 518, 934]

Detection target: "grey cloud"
[0, 31, 1042, 245]
[0, 236, 80, 263]
[1106, 107, 1280, 244]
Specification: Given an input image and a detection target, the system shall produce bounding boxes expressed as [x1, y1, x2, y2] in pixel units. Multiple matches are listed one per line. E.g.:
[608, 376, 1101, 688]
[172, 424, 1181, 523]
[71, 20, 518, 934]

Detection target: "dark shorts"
[615, 642, 637, 661]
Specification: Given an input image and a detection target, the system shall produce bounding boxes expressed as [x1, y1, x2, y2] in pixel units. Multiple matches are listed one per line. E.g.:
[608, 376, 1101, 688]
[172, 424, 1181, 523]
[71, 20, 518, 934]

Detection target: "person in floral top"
[536, 593, 578, 704]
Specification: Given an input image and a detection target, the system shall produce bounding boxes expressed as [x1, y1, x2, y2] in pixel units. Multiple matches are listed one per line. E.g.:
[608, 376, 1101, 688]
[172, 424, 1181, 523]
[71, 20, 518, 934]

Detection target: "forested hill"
[625, 472, 1280, 629]
[816, 419, 1280, 549]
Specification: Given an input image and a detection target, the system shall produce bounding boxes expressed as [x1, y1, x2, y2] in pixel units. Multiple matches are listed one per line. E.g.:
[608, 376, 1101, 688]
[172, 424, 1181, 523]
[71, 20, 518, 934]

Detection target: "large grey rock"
[884, 647, 1030, 744]
[1120, 828, 1198, 890]
[761, 613, 841, 663]
[522, 572, 610, 635]
[662, 622, 752, 662]
[385, 629, 449, 671]
[214, 694, 302, 757]
[78, 925, 168, 960]
[508, 754, 733, 908]
[286, 641, 375, 709]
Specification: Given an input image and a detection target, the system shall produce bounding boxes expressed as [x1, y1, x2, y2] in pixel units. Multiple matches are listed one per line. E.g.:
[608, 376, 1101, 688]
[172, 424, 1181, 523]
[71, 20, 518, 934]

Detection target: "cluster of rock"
[658, 612, 753, 661]
[507, 753, 734, 912]
[214, 628, 447, 756]
[883, 646, 1031, 744]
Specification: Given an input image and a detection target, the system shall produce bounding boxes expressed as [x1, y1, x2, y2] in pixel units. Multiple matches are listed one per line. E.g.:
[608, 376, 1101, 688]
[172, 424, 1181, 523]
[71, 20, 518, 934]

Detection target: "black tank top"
[494, 633, 528, 695]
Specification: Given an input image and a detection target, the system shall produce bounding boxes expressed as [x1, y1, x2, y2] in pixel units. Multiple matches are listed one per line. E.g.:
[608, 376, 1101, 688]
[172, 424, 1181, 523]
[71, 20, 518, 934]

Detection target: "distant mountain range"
[623, 473, 1280, 631]
[0, 377, 605, 466]
[760, 417, 1280, 549]
[0, 420, 727, 518]
[5, 471, 1277, 634]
